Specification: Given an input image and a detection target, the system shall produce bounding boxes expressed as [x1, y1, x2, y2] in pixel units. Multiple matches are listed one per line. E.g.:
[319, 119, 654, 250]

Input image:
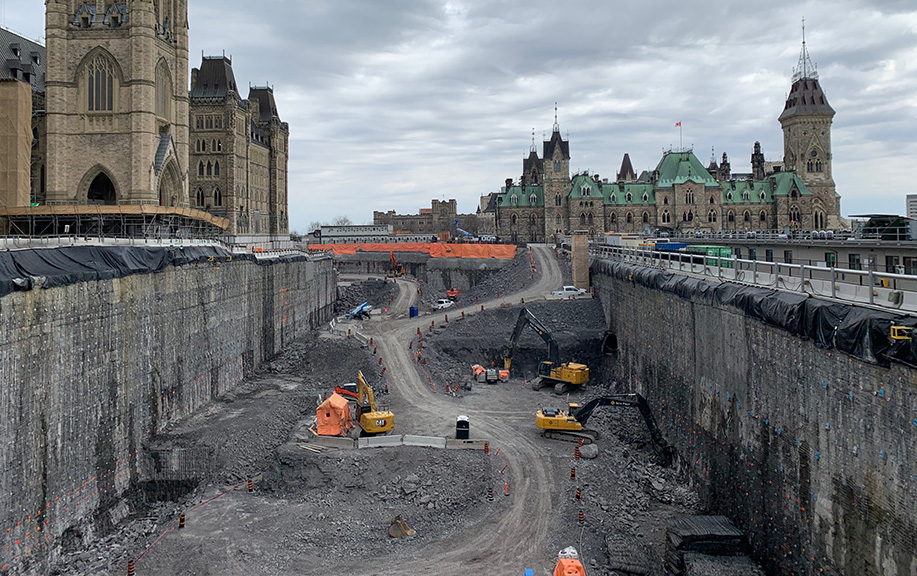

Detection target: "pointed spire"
[531, 128, 536, 153]
[553, 102, 559, 133]
[793, 17, 818, 81]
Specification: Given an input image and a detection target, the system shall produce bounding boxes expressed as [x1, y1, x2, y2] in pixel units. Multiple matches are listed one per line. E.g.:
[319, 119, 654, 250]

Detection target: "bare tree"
[331, 215, 353, 226]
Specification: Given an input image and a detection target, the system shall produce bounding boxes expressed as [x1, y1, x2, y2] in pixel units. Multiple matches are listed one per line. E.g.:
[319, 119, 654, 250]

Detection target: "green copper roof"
[496, 185, 544, 208]
[655, 151, 720, 188]
[770, 171, 811, 196]
[604, 183, 656, 205]
[720, 179, 774, 203]
[568, 174, 602, 199]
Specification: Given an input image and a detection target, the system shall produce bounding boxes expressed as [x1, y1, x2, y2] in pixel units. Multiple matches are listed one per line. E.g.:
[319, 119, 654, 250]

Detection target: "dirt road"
[366, 244, 564, 575]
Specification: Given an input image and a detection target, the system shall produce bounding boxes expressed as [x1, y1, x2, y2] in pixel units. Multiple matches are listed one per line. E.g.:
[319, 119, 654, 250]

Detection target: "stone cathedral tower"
[778, 25, 840, 229]
[44, 0, 190, 207]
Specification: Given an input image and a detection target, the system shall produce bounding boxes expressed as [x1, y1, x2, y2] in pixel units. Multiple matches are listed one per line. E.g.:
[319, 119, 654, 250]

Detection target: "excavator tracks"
[542, 429, 599, 444]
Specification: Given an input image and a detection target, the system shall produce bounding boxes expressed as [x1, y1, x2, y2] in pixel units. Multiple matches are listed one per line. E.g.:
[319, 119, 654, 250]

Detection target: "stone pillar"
[0, 80, 33, 207]
[571, 229, 589, 290]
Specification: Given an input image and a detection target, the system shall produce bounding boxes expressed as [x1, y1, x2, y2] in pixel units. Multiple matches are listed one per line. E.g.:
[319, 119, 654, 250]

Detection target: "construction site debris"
[664, 516, 752, 576]
[388, 515, 416, 538]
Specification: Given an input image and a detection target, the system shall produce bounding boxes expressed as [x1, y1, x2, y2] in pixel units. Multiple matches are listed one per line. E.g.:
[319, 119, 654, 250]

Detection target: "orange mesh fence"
[309, 243, 516, 259]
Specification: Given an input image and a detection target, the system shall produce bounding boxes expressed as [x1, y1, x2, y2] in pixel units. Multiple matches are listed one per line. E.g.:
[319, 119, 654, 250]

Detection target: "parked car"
[552, 285, 587, 297]
[432, 298, 455, 310]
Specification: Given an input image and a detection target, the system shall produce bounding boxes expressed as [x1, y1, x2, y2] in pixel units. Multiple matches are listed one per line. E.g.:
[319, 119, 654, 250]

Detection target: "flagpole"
[680, 123, 683, 150]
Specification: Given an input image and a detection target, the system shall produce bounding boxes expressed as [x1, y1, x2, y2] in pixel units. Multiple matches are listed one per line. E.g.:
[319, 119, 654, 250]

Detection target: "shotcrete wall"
[0, 256, 334, 572]
[333, 253, 514, 293]
[593, 264, 917, 576]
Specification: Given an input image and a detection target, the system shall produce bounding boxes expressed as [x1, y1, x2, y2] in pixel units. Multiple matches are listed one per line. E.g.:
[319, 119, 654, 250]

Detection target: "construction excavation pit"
[50, 247, 767, 576]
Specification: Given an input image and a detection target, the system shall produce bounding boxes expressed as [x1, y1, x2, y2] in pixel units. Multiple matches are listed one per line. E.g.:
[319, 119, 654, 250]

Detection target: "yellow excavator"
[503, 308, 589, 394]
[355, 370, 394, 435]
[536, 393, 673, 465]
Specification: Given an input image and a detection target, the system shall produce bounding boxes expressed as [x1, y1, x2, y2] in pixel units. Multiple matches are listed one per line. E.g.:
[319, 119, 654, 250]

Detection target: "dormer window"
[582, 186, 591, 197]
[81, 15, 91, 28]
[110, 14, 121, 27]
[726, 192, 733, 200]
[759, 191, 766, 200]
[510, 195, 518, 206]
[529, 193, 537, 204]
[625, 192, 632, 202]
[642, 193, 648, 202]
[611, 194, 617, 202]
[743, 191, 749, 201]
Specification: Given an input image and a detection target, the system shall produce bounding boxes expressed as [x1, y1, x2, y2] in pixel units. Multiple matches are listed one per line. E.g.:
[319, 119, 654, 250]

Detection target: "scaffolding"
[0, 205, 230, 240]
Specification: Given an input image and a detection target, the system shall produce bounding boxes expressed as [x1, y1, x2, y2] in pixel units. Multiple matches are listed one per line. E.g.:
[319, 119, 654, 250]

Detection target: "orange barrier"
[308, 243, 517, 259]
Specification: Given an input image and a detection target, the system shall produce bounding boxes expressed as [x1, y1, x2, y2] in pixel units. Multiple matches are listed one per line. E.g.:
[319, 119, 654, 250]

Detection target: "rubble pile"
[334, 278, 398, 316]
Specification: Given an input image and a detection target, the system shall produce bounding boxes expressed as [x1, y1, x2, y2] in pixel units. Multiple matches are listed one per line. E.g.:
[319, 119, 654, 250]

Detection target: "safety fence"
[591, 244, 917, 314]
[308, 434, 487, 451]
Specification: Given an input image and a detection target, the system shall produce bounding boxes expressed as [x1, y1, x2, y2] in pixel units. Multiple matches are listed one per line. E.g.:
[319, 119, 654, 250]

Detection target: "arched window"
[555, 194, 562, 206]
[213, 187, 223, 207]
[709, 196, 715, 204]
[642, 212, 649, 223]
[642, 193, 648, 202]
[727, 211, 735, 223]
[530, 213, 537, 225]
[685, 190, 695, 204]
[688, 211, 694, 222]
[510, 195, 518, 206]
[216, 140, 223, 152]
[198, 161, 204, 177]
[587, 213, 594, 225]
[791, 189, 798, 200]
[663, 196, 669, 205]
[195, 187, 205, 206]
[582, 186, 591, 197]
[807, 160, 813, 172]
[214, 161, 220, 177]
[156, 62, 171, 119]
[610, 213, 617, 224]
[580, 213, 587, 225]
[726, 192, 733, 201]
[708, 209, 717, 223]
[744, 211, 751, 222]
[611, 194, 617, 203]
[760, 211, 767, 222]
[626, 212, 633, 223]
[206, 162, 212, 176]
[790, 205, 800, 223]
[662, 210, 670, 223]
[530, 193, 537, 204]
[625, 192, 632, 202]
[759, 191, 766, 200]
[555, 214, 562, 227]
[743, 191, 749, 201]
[511, 214, 517, 225]
[212, 139, 217, 152]
[87, 54, 115, 112]
[815, 160, 822, 172]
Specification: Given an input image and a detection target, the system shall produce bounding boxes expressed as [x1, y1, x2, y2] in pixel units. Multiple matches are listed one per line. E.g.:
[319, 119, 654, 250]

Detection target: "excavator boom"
[356, 371, 394, 435]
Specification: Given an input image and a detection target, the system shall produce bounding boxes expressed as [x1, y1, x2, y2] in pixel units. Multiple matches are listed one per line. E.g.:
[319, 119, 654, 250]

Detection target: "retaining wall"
[0, 254, 335, 572]
[593, 261, 917, 576]
[333, 253, 515, 294]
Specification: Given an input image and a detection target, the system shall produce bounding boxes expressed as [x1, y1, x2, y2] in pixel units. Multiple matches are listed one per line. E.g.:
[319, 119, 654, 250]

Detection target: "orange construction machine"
[553, 547, 587, 576]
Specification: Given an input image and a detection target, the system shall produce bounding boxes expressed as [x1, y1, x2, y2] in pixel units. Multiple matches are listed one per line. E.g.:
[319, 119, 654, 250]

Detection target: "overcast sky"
[6, 1, 917, 231]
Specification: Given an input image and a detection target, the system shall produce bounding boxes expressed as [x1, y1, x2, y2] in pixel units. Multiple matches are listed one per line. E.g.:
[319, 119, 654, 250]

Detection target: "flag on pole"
[675, 122, 682, 127]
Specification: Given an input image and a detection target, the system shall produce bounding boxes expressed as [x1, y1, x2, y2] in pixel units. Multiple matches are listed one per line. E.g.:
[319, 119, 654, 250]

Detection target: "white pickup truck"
[552, 285, 587, 297]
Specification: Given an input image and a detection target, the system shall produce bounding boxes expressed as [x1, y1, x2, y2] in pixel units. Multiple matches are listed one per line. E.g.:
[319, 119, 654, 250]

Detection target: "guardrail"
[590, 245, 917, 314]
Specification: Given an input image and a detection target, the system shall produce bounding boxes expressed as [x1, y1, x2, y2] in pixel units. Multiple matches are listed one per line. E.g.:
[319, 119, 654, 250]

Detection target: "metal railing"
[590, 245, 917, 314]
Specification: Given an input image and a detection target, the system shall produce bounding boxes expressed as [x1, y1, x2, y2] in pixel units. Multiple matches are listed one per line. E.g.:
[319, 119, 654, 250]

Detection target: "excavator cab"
[356, 371, 395, 435]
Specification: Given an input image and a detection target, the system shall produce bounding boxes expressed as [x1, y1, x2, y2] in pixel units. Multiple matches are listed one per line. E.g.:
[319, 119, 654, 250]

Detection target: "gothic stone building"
[494, 41, 842, 244]
[189, 56, 289, 237]
[0, 1, 289, 239]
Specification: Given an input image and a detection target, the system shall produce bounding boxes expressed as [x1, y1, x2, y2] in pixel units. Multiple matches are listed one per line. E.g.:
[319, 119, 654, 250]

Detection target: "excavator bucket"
[388, 515, 416, 538]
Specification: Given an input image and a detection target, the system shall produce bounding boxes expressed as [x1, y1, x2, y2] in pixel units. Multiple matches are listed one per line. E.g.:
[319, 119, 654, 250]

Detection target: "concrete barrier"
[309, 436, 356, 450]
[402, 435, 447, 448]
[445, 439, 488, 451]
[357, 435, 403, 449]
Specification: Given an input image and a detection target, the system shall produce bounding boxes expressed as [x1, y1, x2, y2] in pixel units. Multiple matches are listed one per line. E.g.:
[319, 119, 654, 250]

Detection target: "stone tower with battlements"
[44, 0, 190, 207]
[778, 25, 839, 230]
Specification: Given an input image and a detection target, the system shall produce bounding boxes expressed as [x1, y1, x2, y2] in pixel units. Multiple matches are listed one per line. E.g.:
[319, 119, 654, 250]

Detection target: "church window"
[626, 212, 633, 223]
[760, 210, 767, 222]
[625, 193, 632, 202]
[213, 187, 223, 207]
[708, 209, 717, 223]
[744, 211, 750, 222]
[815, 160, 822, 172]
[206, 162, 212, 176]
[87, 54, 115, 112]
[156, 62, 171, 119]
[807, 160, 813, 172]
[727, 211, 735, 223]
[198, 161, 204, 177]
[530, 194, 537, 204]
[195, 187, 205, 206]
[642, 212, 649, 224]
[662, 210, 670, 224]
[555, 194, 562, 206]
[214, 161, 220, 177]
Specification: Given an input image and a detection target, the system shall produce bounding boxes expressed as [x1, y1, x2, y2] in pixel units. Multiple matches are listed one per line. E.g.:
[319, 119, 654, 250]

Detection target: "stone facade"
[495, 41, 843, 243]
[0, 4, 289, 240]
[188, 56, 289, 238]
[374, 199, 481, 239]
[44, 0, 191, 208]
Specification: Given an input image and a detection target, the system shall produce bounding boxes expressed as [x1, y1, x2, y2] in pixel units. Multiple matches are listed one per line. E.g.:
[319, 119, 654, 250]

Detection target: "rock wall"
[333, 253, 515, 293]
[593, 263, 917, 576]
[0, 255, 335, 572]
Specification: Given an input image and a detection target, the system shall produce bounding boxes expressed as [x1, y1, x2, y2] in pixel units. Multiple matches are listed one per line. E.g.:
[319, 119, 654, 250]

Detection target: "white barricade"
[402, 435, 447, 448]
[358, 435, 403, 449]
